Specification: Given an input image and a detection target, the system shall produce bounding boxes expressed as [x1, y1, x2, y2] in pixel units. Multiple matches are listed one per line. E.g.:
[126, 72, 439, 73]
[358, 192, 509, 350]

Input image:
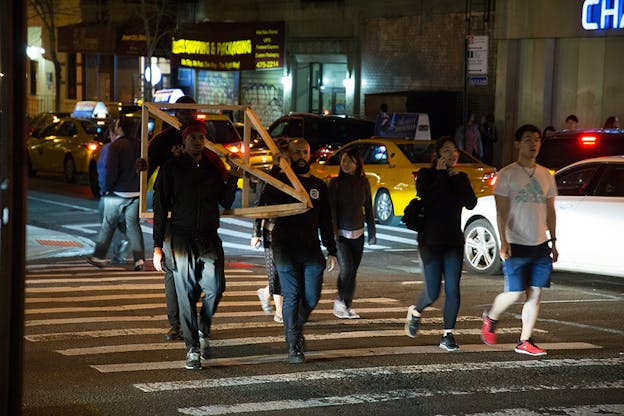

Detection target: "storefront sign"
[582, 0, 624, 30]
[466, 35, 488, 75]
[171, 22, 284, 71]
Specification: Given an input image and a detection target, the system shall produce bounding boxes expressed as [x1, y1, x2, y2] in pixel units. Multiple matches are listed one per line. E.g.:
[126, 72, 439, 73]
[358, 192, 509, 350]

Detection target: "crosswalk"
[24, 262, 621, 415]
[58, 217, 420, 255]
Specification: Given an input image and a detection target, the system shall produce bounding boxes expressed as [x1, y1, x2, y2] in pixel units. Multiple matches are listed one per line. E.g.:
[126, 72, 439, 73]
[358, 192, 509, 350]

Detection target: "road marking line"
[91, 342, 601, 373]
[25, 281, 268, 293]
[26, 269, 255, 282]
[176, 392, 624, 415]
[516, 315, 624, 336]
[55, 327, 535, 354]
[24, 304, 411, 315]
[133, 357, 623, 392]
[26, 315, 466, 328]
[27, 196, 98, 212]
[25, 294, 393, 305]
[372, 232, 417, 245]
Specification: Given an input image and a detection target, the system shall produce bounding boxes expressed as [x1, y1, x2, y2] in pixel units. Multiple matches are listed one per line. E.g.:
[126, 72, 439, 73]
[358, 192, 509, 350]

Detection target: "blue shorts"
[502, 255, 552, 292]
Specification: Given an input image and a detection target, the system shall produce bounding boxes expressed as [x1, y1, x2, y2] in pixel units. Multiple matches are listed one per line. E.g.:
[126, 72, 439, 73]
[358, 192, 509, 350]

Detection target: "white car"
[461, 155, 624, 277]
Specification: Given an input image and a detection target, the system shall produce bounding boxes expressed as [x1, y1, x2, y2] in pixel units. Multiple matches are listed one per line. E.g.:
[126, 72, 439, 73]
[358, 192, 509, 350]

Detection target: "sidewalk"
[26, 225, 95, 262]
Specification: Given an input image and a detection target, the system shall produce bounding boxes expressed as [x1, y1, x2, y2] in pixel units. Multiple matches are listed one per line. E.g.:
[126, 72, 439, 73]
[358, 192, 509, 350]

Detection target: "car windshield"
[207, 120, 241, 145]
[80, 120, 107, 141]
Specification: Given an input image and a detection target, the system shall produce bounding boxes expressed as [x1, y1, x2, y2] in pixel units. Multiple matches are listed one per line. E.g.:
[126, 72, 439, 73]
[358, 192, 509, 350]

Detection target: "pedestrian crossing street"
[23, 260, 623, 415]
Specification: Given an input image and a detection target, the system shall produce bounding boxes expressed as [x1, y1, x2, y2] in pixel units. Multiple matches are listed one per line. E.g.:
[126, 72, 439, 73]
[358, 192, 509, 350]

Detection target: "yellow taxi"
[26, 116, 107, 187]
[309, 137, 497, 224]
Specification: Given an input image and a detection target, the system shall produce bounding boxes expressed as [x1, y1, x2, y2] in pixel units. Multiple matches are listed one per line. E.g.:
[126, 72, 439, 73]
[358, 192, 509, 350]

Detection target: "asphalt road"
[20, 176, 624, 416]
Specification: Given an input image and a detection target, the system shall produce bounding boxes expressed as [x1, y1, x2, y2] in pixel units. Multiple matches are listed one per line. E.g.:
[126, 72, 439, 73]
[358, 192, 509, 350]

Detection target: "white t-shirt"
[494, 162, 557, 246]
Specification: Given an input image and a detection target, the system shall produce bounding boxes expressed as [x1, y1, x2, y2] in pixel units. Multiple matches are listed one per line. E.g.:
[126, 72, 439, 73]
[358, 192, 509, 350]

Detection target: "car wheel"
[374, 189, 394, 225]
[88, 161, 100, 198]
[64, 155, 76, 183]
[463, 218, 502, 274]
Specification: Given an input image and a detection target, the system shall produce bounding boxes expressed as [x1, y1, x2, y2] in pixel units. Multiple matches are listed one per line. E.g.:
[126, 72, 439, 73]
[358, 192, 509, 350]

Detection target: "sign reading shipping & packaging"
[171, 21, 285, 71]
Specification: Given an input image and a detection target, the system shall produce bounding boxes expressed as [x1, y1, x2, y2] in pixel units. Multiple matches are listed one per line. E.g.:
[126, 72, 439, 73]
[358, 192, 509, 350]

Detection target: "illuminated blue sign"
[582, 0, 624, 30]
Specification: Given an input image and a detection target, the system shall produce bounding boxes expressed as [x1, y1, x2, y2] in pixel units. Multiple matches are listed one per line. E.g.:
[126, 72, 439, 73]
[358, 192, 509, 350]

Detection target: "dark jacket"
[261, 172, 337, 257]
[148, 126, 183, 177]
[104, 136, 141, 194]
[328, 173, 376, 240]
[152, 152, 238, 248]
[416, 167, 477, 247]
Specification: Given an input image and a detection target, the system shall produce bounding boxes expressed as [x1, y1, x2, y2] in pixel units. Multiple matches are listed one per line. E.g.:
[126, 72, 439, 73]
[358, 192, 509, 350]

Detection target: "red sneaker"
[514, 339, 547, 356]
[481, 312, 497, 345]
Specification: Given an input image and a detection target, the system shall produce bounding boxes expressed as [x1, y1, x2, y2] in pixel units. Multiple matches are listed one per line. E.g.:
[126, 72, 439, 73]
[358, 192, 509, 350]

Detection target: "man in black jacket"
[88, 117, 145, 271]
[152, 122, 240, 370]
[261, 138, 337, 364]
[145, 95, 197, 342]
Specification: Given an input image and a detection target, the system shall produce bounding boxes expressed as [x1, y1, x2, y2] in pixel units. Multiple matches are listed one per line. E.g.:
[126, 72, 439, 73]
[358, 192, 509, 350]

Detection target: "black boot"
[287, 343, 305, 364]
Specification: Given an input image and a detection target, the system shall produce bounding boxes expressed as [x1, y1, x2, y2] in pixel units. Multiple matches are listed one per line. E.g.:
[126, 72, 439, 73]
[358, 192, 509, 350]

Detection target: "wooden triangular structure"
[139, 102, 312, 219]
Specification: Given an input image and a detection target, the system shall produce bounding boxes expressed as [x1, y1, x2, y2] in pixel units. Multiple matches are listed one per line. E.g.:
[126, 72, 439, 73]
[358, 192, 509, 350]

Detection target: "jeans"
[274, 247, 326, 347]
[98, 197, 127, 261]
[93, 196, 144, 261]
[170, 232, 225, 349]
[336, 235, 364, 308]
[162, 228, 179, 328]
[415, 245, 463, 330]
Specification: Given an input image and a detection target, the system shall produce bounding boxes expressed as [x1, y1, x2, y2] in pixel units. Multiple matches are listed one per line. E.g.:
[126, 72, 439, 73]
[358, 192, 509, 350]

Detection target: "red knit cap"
[182, 121, 207, 138]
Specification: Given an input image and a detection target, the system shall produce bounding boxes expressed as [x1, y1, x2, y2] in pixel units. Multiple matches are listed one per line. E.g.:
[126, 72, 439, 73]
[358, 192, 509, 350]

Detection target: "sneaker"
[185, 348, 201, 370]
[346, 308, 360, 319]
[87, 256, 108, 268]
[333, 299, 350, 319]
[134, 259, 145, 271]
[273, 314, 283, 323]
[404, 305, 420, 338]
[287, 344, 305, 364]
[481, 311, 497, 345]
[165, 327, 183, 341]
[439, 333, 460, 351]
[514, 338, 547, 356]
[257, 288, 273, 314]
[199, 333, 211, 360]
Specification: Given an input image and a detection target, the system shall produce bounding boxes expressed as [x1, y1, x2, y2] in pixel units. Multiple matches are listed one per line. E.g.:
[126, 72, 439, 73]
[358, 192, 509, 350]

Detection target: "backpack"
[402, 197, 425, 232]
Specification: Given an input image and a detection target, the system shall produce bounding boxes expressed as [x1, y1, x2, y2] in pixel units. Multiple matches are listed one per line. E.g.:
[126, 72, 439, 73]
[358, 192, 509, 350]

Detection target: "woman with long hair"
[404, 136, 477, 351]
[328, 148, 376, 319]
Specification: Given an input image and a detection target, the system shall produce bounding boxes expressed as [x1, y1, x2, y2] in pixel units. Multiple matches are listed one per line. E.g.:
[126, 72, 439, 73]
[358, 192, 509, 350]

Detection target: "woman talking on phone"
[404, 136, 477, 351]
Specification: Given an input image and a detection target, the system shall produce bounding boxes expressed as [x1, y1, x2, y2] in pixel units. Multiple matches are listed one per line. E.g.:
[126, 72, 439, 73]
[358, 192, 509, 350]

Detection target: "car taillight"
[579, 135, 597, 147]
[196, 113, 207, 121]
[483, 171, 497, 187]
[225, 144, 244, 154]
[84, 143, 99, 151]
[411, 171, 418, 182]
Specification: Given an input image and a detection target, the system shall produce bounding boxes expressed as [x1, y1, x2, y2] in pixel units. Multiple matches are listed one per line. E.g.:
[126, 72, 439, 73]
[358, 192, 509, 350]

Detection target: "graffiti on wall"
[240, 82, 284, 126]
[197, 71, 236, 105]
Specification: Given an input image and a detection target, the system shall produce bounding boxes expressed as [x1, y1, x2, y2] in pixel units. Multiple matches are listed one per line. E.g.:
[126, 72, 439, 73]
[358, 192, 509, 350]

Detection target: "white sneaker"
[347, 308, 360, 319]
[273, 314, 283, 323]
[333, 299, 350, 319]
[257, 288, 273, 314]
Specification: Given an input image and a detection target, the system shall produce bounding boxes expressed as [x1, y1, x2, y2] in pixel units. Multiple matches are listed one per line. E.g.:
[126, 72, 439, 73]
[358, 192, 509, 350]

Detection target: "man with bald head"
[260, 138, 337, 364]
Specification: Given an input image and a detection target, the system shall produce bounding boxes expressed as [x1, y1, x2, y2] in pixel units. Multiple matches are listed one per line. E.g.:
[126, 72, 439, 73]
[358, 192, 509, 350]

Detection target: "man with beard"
[260, 138, 337, 364]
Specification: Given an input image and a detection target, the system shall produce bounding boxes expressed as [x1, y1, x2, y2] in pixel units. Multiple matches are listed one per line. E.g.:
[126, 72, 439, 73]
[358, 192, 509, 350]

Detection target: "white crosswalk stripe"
[24, 264, 617, 415]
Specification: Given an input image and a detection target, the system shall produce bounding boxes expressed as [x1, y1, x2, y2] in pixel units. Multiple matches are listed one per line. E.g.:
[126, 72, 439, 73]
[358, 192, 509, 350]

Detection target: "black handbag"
[402, 197, 425, 232]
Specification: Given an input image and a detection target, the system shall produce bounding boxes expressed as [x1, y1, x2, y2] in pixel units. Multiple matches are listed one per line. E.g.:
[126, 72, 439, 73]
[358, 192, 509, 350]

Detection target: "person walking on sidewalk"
[481, 124, 558, 357]
[152, 122, 241, 370]
[88, 117, 145, 271]
[328, 148, 376, 319]
[404, 136, 477, 351]
[260, 138, 337, 364]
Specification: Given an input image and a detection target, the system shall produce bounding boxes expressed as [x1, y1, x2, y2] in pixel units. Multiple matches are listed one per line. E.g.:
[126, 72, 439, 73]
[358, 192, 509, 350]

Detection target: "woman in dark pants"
[328, 148, 376, 319]
[404, 136, 477, 351]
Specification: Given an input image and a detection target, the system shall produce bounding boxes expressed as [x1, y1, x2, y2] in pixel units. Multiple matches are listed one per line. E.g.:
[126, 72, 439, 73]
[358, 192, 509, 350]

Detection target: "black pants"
[336, 235, 364, 308]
